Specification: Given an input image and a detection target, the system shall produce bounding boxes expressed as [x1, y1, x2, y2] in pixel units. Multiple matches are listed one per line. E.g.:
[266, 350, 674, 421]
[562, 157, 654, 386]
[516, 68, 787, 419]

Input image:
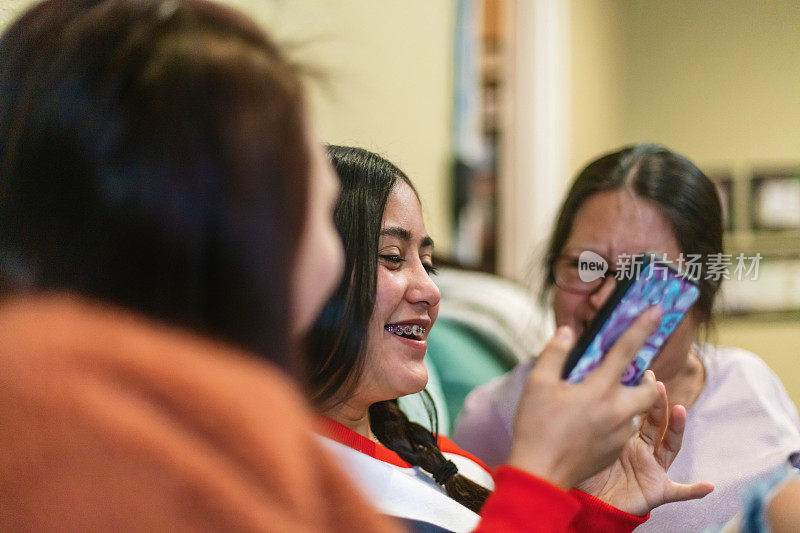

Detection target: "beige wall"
[570, 0, 800, 173]
[617, 0, 800, 168]
[234, 0, 456, 253]
[570, 0, 800, 408]
[0, 1, 29, 25]
[569, 0, 627, 174]
[716, 319, 800, 412]
[1, 0, 457, 253]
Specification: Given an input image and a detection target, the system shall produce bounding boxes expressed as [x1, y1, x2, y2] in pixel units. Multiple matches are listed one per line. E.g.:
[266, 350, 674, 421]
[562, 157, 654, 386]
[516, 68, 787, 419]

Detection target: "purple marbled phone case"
[567, 262, 700, 385]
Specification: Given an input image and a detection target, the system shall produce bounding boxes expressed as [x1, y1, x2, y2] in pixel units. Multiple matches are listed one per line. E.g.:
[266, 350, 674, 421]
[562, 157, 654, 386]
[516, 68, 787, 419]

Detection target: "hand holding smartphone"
[561, 255, 700, 385]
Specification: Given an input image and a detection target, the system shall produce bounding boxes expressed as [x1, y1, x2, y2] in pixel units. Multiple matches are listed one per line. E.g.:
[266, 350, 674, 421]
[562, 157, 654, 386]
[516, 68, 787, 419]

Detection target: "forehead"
[564, 189, 681, 258]
[381, 180, 425, 232]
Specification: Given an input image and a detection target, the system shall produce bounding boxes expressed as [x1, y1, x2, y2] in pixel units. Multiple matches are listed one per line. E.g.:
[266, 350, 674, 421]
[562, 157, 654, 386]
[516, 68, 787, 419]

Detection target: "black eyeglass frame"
[549, 254, 619, 295]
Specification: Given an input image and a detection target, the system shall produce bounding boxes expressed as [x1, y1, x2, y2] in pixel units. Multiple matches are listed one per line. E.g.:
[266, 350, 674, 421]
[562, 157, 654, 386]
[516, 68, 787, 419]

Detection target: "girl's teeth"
[387, 325, 425, 337]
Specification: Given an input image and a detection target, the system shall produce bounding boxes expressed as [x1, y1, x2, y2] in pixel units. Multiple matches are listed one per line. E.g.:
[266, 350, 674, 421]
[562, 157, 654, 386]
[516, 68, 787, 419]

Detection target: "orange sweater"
[0, 294, 402, 532]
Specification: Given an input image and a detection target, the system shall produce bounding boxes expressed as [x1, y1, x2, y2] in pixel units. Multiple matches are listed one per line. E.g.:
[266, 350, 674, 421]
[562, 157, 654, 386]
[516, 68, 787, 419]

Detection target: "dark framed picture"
[750, 168, 800, 231]
[706, 170, 734, 232]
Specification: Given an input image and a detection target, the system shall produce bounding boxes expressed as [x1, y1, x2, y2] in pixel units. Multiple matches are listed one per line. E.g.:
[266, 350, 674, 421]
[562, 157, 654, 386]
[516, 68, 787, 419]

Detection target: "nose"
[588, 274, 617, 311]
[406, 262, 441, 308]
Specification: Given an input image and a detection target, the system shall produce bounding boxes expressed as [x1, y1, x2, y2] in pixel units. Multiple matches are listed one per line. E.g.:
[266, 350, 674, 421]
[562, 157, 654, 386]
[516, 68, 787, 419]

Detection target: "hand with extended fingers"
[576, 375, 714, 515]
[508, 306, 666, 490]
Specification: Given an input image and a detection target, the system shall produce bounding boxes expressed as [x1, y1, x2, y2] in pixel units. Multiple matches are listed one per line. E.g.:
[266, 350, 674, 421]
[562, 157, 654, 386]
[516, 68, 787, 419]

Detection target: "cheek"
[552, 289, 583, 327]
[312, 217, 344, 286]
[429, 301, 440, 327]
[311, 213, 344, 299]
[372, 269, 400, 327]
[324, 221, 344, 292]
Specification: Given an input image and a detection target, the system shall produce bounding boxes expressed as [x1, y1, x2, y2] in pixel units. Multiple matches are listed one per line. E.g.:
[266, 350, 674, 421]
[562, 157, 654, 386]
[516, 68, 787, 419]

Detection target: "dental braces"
[386, 324, 426, 336]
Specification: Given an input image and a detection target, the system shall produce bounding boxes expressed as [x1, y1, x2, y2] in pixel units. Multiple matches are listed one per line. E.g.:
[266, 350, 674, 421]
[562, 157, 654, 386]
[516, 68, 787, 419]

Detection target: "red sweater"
[321, 417, 648, 532]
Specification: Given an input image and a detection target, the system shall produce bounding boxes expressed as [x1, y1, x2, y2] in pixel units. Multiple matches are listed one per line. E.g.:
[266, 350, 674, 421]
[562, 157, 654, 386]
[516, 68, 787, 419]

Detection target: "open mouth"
[385, 324, 426, 341]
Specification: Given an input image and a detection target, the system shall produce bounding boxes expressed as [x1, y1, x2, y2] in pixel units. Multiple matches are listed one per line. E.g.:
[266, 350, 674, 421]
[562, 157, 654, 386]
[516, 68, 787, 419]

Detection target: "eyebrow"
[563, 246, 608, 258]
[380, 226, 434, 248]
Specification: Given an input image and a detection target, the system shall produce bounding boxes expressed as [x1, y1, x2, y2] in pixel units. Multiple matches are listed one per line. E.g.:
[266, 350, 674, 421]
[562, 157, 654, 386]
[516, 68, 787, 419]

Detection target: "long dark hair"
[306, 146, 490, 513]
[0, 0, 308, 375]
[544, 144, 724, 322]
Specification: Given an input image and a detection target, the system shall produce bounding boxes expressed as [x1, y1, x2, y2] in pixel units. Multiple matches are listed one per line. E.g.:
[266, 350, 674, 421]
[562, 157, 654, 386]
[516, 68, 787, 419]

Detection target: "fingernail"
[556, 326, 573, 342]
[647, 306, 662, 321]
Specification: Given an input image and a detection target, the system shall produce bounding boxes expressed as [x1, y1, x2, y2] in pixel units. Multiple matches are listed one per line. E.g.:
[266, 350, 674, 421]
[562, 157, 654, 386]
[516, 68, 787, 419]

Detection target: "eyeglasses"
[550, 255, 618, 295]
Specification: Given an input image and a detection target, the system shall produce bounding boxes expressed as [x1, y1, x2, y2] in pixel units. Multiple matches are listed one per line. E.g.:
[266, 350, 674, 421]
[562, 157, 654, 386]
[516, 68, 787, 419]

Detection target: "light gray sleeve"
[451, 357, 537, 467]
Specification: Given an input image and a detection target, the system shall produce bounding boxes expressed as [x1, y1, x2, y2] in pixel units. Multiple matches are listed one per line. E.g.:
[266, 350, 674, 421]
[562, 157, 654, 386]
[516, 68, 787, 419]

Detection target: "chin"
[396, 370, 429, 399]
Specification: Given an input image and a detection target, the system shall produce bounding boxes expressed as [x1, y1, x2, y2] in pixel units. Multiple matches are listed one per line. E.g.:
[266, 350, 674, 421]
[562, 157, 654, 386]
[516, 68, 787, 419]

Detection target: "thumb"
[662, 481, 715, 505]
[533, 326, 575, 380]
[639, 376, 668, 448]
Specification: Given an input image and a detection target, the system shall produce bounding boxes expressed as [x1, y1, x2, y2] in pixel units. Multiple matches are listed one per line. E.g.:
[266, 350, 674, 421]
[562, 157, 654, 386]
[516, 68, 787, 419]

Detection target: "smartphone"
[561, 255, 700, 385]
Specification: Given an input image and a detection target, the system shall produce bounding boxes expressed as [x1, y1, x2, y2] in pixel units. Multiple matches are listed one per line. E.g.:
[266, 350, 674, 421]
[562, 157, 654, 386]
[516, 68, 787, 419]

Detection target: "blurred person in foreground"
[0, 0, 378, 530]
[708, 465, 800, 533]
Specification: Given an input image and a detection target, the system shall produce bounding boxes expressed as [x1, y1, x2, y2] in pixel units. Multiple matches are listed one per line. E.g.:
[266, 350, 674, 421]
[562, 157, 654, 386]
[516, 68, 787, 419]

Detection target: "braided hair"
[306, 146, 490, 513]
[370, 400, 490, 513]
